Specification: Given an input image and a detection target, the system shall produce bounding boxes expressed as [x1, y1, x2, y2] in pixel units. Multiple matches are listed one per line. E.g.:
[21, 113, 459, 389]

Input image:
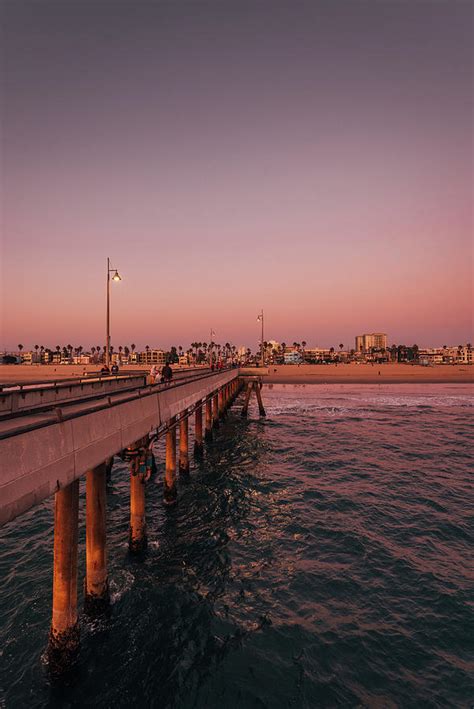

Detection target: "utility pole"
[105, 258, 121, 368]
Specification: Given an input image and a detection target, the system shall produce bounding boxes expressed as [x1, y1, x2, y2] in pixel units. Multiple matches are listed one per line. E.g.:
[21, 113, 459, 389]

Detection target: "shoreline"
[244, 363, 473, 386]
[264, 377, 473, 385]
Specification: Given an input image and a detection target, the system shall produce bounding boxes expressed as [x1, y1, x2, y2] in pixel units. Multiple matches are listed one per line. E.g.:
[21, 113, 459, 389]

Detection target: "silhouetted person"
[161, 363, 173, 384]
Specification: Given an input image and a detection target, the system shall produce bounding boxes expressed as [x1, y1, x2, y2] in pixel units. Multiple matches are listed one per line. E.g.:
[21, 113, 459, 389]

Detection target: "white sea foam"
[109, 569, 135, 604]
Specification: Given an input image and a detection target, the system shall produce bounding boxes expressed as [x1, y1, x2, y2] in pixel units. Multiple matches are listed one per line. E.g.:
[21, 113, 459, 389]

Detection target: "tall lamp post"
[257, 309, 264, 366]
[106, 257, 122, 367]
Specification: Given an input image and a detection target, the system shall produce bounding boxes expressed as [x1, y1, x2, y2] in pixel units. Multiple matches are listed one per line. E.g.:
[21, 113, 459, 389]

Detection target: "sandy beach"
[243, 363, 474, 385]
[1, 362, 472, 386]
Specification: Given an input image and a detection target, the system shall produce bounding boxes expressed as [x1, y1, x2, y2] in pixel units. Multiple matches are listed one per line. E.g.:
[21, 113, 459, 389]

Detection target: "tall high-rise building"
[355, 333, 387, 352]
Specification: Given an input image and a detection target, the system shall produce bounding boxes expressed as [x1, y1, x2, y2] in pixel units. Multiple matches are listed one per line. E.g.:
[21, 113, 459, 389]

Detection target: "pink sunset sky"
[1, 1, 472, 352]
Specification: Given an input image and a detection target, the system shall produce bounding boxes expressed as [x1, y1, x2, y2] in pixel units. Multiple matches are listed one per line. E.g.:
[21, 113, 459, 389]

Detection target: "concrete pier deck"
[0, 370, 237, 527]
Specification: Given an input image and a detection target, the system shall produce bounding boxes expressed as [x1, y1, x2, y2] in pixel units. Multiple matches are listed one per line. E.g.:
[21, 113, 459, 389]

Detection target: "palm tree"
[118, 345, 123, 362]
[301, 341, 307, 360]
[339, 343, 344, 351]
[34, 344, 39, 361]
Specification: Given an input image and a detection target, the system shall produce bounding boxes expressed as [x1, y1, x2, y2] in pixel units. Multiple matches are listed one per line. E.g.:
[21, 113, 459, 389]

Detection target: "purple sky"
[2, 1, 472, 352]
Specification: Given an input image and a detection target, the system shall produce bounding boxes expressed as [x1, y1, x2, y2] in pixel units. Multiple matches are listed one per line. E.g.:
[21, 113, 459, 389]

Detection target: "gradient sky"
[1, 0, 472, 352]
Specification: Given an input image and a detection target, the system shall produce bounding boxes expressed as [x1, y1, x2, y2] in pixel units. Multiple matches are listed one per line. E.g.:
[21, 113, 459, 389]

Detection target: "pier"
[0, 369, 262, 670]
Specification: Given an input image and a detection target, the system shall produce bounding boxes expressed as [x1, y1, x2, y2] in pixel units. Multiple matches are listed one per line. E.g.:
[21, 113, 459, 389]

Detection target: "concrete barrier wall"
[0, 370, 237, 527]
[0, 375, 147, 416]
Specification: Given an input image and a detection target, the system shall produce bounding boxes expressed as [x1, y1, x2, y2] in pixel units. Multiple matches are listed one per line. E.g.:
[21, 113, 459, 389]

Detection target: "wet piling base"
[47, 624, 80, 676]
[84, 585, 110, 616]
[194, 440, 204, 457]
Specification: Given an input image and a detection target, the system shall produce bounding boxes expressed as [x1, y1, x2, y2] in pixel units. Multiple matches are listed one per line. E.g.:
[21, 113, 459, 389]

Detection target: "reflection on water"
[1, 384, 473, 707]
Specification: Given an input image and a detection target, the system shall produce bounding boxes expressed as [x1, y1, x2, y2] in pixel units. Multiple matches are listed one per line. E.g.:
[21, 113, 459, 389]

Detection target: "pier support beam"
[194, 402, 203, 456]
[129, 457, 147, 553]
[48, 479, 80, 669]
[255, 382, 266, 416]
[179, 414, 190, 475]
[218, 389, 225, 418]
[241, 382, 253, 417]
[205, 398, 213, 441]
[213, 393, 219, 428]
[240, 380, 266, 417]
[85, 463, 109, 612]
[164, 417, 177, 505]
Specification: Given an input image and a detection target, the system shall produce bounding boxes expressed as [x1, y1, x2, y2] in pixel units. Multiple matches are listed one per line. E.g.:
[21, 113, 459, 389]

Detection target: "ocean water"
[1, 384, 473, 708]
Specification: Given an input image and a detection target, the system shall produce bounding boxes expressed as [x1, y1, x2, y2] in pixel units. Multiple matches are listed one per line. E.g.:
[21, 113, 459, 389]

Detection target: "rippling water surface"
[1, 384, 473, 707]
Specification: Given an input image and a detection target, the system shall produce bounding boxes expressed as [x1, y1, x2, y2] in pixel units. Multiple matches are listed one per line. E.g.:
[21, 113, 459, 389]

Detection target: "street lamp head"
[112, 270, 121, 281]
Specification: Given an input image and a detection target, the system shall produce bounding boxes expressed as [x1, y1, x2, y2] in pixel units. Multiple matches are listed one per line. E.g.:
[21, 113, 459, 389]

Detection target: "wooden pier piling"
[213, 393, 220, 428]
[205, 398, 213, 441]
[179, 414, 190, 475]
[164, 417, 177, 504]
[129, 455, 147, 552]
[255, 382, 266, 416]
[241, 382, 253, 417]
[85, 463, 109, 612]
[48, 479, 80, 668]
[194, 402, 203, 455]
[240, 379, 265, 417]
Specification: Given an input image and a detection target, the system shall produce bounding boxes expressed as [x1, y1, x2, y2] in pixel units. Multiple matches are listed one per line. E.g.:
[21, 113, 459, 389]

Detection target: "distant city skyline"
[2, 1, 472, 350]
[4, 334, 473, 355]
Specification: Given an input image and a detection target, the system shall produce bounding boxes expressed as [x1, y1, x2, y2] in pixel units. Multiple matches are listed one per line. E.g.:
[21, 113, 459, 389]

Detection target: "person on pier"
[161, 362, 173, 384]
